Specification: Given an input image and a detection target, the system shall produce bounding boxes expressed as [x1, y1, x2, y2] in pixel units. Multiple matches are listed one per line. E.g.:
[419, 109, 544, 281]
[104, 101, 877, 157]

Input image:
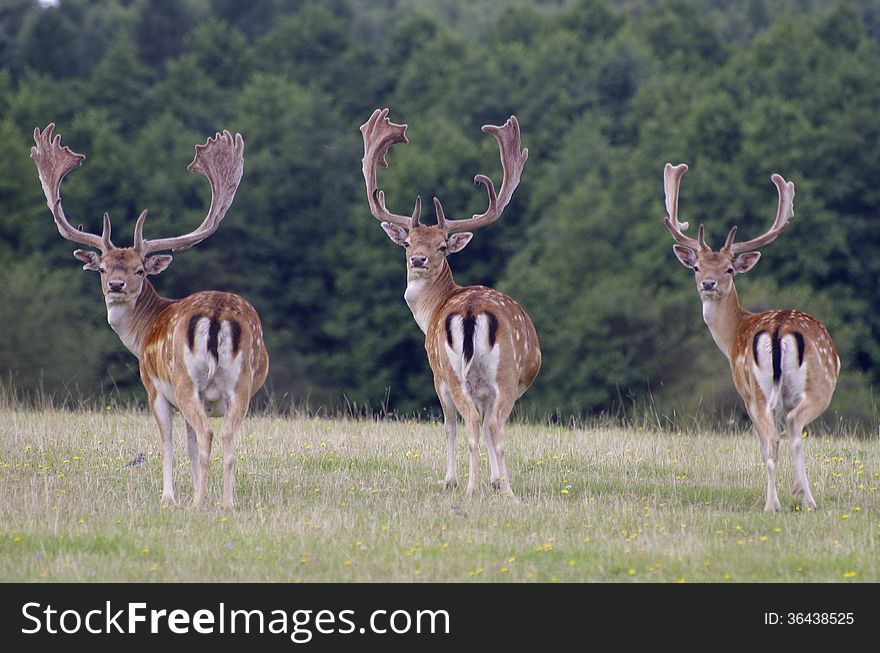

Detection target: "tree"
[0, 0, 39, 75]
[0, 258, 137, 404]
[0, 0, 878, 424]
[132, 0, 201, 69]
[86, 35, 154, 132]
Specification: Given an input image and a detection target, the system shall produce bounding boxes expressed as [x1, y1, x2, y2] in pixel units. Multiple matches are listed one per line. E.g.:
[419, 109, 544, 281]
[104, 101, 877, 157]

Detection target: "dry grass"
[0, 407, 877, 582]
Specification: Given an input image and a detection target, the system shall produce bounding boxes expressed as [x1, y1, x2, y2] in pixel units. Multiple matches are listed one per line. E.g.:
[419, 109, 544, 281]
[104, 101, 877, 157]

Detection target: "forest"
[1, 0, 879, 426]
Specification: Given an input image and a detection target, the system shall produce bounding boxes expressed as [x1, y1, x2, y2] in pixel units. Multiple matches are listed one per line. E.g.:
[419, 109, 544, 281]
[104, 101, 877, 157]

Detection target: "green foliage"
[0, 258, 134, 400]
[132, 0, 203, 69]
[186, 19, 250, 88]
[1, 0, 879, 427]
[0, 1, 39, 72]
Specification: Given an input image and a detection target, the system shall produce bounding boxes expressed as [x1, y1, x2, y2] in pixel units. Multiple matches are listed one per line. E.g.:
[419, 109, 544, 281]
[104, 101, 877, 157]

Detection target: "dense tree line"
[1, 0, 879, 427]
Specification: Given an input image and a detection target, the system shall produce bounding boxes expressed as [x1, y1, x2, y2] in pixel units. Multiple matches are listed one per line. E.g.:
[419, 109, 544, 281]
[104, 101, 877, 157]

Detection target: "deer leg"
[488, 392, 517, 497]
[184, 420, 199, 489]
[786, 399, 822, 510]
[217, 389, 249, 509]
[749, 405, 781, 512]
[480, 397, 501, 490]
[149, 392, 176, 505]
[464, 411, 481, 497]
[446, 383, 481, 496]
[436, 383, 459, 489]
[190, 408, 213, 508]
[176, 388, 214, 508]
[481, 414, 500, 490]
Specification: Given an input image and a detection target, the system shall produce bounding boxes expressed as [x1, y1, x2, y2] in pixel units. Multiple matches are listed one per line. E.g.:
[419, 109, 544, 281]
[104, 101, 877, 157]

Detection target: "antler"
[360, 108, 420, 229]
[135, 130, 244, 255]
[31, 124, 114, 252]
[360, 110, 528, 233]
[725, 174, 794, 254]
[440, 115, 528, 234]
[662, 162, 708, 251]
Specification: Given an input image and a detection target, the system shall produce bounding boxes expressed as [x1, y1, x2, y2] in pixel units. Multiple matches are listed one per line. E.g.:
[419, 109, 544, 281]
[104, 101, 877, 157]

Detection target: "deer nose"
[108, 280, 125, 293]
[701, 279, 717, 291]
[410, 255, 427, 268]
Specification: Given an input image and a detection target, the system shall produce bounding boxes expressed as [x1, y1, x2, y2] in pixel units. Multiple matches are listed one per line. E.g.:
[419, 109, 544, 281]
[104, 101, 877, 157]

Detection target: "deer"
[31, 124, 269, 509]
[663, 162, 839, 511]
[360, 108, 541, 497]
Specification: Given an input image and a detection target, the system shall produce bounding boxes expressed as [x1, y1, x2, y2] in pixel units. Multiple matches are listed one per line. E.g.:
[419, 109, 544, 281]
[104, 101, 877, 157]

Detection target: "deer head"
[360, 108, 527, 282]
[31, 125, 244, 305]
[664, 163, 794, 302]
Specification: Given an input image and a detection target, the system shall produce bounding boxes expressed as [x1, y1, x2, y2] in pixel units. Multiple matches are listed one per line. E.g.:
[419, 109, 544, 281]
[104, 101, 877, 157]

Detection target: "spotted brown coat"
[664, 163, 839, 511]
[361, 109, 541, 496]
[31, 125, 268, 508]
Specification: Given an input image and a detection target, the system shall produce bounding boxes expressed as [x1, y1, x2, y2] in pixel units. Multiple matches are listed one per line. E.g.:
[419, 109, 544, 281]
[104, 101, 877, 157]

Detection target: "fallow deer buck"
[31, 124, 269, 508]
[360, 108, 541, 497]
[663, 163, 839, 511]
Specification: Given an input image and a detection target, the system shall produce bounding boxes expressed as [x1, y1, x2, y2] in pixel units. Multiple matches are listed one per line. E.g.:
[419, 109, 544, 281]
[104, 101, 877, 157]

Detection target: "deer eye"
[438, 245, 448, 254]
[403, 241, 411, 249]
[135, 269, 145, 276]
[98, 267, 106, 275]
[726, 267, 734, 274]
[692, 265, 699, 272]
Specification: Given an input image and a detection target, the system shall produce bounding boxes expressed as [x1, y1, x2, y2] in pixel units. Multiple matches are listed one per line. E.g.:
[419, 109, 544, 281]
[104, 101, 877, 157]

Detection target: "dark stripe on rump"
[752, 330, 766, 367]
[462, 310, 477, 363]
[486, 311, 498, 348]
[187, 315, 201, 352]
[771, 327, 782, 384]
[230, 320, 242, 356]
[445, 313, 456, 347]
[207, 311, 221, 361]
[793, 331, 805, 367]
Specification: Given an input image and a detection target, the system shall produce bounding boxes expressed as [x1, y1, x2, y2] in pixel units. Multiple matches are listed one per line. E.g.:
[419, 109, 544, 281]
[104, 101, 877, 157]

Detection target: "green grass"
[0, 407, 877, 582]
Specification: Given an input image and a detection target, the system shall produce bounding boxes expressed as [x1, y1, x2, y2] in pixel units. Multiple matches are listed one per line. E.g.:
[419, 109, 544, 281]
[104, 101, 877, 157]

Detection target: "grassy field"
[0, 406, 877, 583]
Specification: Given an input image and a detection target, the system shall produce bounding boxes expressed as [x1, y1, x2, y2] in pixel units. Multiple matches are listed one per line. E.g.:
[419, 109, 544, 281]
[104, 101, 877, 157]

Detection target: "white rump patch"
[751, 331, 808, 414]
[444, 313, 500, 414]
[182, 317, 244, 417]
[779, 334, 806, 410]
[751, 332, 779, 411]
[444, 314, 466, 380]
[184, 317, 218, 390]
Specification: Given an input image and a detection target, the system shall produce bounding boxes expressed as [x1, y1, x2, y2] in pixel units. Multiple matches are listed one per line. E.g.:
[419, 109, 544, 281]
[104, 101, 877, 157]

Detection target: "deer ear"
[144, 254, 173, 275]
[672, 245, 698, 269]
[73, 249, 102, 271]
[447, 232, 473, 254]
[380, 222, 409, 246]
[732, 251, 761, 273]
